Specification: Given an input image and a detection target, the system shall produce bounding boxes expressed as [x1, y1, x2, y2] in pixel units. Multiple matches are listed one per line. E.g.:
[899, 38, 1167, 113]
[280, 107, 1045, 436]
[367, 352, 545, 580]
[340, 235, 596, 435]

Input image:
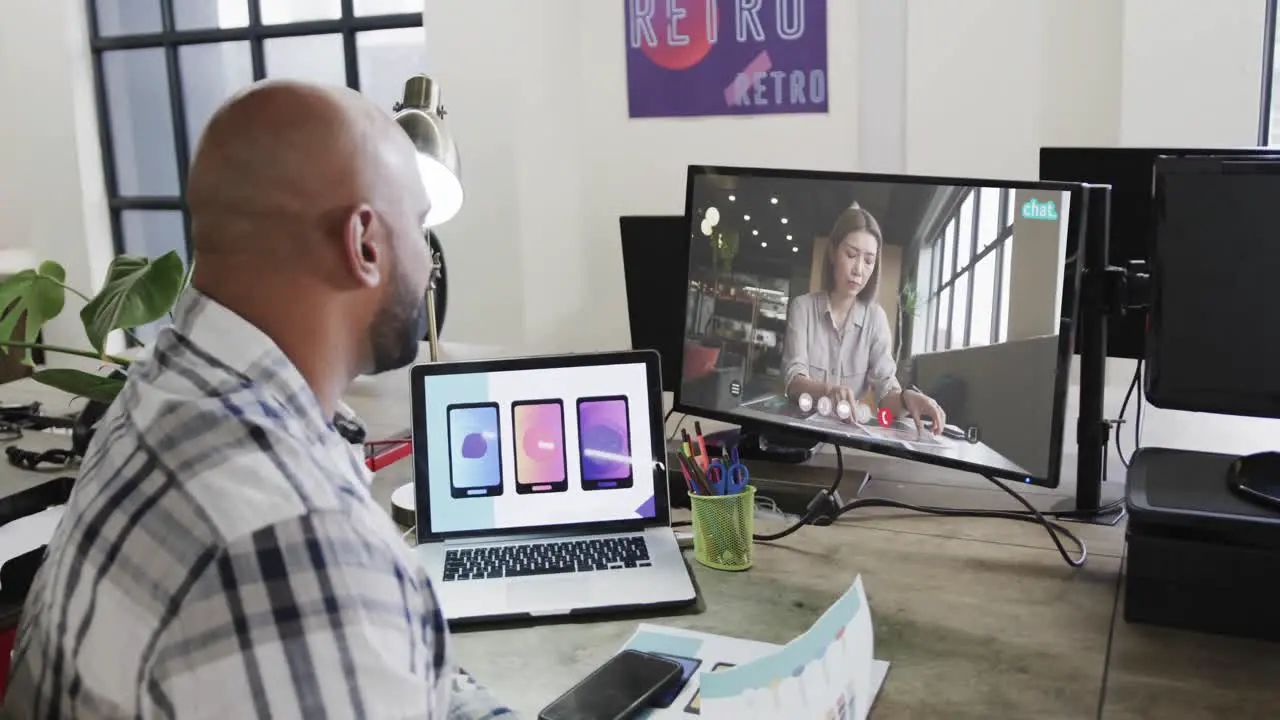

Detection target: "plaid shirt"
[3, 291, 514, 719]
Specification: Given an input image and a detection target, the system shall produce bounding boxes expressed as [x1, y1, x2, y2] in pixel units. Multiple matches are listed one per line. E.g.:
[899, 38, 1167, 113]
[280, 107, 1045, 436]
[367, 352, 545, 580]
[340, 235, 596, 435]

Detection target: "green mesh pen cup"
[689, 485, 755, 571]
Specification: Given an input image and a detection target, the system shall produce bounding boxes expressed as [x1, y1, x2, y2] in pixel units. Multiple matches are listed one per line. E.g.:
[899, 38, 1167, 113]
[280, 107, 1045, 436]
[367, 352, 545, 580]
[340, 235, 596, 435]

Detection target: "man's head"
[187, 80, 432, 379]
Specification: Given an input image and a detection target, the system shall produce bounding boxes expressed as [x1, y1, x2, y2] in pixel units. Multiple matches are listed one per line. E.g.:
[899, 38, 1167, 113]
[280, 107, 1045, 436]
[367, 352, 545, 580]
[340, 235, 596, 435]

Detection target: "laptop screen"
[418, 360, 660, 536]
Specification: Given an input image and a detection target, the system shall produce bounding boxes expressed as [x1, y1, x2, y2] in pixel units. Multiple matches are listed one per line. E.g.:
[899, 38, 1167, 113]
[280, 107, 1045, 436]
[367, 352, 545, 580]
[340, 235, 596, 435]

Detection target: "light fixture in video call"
[678, 166, 1083, 487]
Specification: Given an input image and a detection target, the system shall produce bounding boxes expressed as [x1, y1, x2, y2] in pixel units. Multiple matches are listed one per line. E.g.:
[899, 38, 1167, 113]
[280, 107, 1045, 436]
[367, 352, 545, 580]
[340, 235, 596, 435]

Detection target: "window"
[1265, 1, 1280, 144]
[87, 0, 427, 267]
[918, 187, 1015, 352]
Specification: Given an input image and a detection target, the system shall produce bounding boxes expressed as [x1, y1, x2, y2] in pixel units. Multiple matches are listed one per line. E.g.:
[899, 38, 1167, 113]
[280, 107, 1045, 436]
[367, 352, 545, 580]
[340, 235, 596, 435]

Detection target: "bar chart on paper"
[620, 575, 888, 719]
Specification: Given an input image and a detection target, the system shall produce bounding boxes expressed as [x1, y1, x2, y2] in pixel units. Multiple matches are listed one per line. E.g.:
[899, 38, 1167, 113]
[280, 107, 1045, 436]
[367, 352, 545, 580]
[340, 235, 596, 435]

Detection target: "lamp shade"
[394, 75, 462, 227]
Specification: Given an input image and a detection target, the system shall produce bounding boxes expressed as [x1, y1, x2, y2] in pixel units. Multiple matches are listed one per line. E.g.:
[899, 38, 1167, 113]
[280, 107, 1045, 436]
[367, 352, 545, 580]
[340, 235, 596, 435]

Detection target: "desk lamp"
[383, 75, 462, 529]
[392, 74, 462, 363]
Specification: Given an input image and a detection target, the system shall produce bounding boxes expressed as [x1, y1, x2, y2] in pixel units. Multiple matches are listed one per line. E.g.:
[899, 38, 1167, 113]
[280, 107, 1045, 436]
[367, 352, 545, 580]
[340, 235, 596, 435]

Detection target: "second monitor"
[677, 166, 1086, 487]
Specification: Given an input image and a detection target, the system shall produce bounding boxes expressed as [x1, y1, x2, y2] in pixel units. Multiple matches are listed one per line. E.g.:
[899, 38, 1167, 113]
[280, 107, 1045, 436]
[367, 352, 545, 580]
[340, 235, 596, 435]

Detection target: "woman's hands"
[902, 389, 946, 436]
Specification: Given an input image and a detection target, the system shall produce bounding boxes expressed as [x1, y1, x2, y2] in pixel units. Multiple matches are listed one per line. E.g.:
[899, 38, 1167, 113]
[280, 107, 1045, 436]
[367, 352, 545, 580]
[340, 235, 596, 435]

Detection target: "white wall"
[0, 0, 114, 364]
[424, 0, 860, 352]
[1, 0, 1276, 458]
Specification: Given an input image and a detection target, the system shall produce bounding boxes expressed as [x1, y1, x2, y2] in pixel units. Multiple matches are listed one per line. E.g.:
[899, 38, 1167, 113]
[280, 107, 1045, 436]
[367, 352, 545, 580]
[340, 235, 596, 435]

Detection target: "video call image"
[422, 364, 659, 535]
[680, 171, 1074, 480]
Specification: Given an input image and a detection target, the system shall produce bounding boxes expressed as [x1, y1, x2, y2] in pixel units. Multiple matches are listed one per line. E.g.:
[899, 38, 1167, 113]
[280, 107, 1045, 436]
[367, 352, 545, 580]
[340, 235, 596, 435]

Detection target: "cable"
[1115, 361, 1141, 468]
[1133, 359, 1144, 462]
[665, 412, 688, 443]
[750, 446, 1088, 567]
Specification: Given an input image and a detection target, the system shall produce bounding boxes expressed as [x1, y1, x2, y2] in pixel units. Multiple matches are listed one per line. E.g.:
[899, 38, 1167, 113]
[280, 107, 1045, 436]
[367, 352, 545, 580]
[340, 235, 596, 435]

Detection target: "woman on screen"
[781, 203, 946, 435]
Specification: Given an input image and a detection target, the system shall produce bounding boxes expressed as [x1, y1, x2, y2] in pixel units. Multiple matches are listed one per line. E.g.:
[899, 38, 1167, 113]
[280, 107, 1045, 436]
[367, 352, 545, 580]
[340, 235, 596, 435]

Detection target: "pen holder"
[690, 485, 755, 571]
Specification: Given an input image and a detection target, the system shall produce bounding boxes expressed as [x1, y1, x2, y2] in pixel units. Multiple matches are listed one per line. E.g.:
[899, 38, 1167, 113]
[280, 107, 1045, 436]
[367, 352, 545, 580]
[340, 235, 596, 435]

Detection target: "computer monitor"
[1145, 155, 1280, 416]
[1039, 147, 1280, 360]
[620, 216, 688, 392]
[676, 166, 1087, 488]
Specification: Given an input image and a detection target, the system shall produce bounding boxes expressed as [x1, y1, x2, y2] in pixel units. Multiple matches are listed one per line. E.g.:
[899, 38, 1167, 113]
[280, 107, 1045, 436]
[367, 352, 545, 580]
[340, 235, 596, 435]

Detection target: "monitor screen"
[677, 167, 1081, 486]
[1146, 156, 1280, 418]
[414, 359, 662, 537]
[620, 216, 689, 391]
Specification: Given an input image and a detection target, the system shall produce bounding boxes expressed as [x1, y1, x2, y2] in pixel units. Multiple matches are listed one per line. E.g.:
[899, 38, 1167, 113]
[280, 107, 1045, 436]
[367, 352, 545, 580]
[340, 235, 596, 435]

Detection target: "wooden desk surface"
[2, 370, 1278, 719]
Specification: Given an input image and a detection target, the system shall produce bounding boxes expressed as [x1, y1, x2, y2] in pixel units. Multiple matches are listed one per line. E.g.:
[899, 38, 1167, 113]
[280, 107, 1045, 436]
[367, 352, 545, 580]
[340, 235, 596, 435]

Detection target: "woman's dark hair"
[823, 202, 883, 300]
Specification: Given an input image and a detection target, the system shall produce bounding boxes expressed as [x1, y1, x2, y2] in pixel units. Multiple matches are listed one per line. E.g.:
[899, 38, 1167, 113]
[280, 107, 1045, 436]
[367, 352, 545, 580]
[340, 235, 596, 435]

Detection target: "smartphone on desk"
[538, 649, 683, 720]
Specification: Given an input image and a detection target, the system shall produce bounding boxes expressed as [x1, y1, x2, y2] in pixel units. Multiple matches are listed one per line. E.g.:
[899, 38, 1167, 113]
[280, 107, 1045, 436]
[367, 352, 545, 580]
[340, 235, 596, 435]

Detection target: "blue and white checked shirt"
[3, 290, 513, 719]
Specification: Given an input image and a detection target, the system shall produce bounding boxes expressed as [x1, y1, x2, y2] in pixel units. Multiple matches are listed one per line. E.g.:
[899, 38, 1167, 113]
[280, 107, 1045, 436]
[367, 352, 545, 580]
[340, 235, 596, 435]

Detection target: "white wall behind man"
[426, 0, 1278, 464]
[0, 0, 115, 364]
[424, 0, 860, 352]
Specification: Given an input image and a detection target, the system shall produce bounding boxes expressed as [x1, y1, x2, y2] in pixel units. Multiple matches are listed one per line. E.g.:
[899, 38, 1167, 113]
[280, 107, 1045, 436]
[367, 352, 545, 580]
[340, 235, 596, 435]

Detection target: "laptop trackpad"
[507, 576, 591, 612]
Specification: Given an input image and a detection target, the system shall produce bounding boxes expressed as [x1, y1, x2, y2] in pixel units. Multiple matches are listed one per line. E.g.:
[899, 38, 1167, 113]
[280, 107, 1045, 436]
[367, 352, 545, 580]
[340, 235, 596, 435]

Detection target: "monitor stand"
[1226, 452, 1280, 512]
[702, 427, 818, 465]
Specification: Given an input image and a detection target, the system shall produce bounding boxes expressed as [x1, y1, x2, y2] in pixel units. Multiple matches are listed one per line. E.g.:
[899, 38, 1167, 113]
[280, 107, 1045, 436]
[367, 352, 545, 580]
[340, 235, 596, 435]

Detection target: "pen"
[693, 422, 709, 471]
[675, 452, 697, 495]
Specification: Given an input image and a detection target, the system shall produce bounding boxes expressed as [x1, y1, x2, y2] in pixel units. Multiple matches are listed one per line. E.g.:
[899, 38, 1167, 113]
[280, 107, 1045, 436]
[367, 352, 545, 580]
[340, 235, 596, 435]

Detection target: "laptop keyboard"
[442, 535, 651, 582]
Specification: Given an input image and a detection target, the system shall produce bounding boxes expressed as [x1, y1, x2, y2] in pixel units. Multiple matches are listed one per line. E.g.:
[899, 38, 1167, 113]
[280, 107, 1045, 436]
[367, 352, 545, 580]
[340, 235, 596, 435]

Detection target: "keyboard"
[442, 535, 651, 582]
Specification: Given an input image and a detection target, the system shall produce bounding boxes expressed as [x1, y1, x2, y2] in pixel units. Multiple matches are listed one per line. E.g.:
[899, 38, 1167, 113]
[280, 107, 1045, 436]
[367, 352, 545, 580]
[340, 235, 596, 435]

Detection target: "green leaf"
[0, 261, 67, 364]
[80, 252, 186, 353]
[31, 368, 125, 405]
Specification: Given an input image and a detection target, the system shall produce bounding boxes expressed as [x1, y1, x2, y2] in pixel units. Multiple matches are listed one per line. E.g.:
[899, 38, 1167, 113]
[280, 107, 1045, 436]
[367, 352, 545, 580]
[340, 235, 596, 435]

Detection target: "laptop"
[409, 350, 698, 624]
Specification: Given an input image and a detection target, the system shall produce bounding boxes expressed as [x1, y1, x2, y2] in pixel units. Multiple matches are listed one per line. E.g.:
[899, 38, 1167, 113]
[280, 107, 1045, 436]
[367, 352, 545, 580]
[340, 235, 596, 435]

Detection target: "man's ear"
[343, 205, 381, 288]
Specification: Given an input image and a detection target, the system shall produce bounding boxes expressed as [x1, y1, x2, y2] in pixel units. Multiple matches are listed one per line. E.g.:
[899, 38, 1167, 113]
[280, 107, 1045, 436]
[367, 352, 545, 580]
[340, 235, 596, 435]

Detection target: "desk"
[3, 367, 1280, 719]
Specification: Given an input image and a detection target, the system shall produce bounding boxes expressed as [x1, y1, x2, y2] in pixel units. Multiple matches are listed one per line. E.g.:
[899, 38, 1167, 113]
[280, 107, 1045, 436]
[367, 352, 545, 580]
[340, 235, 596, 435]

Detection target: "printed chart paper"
[620, 575, 886, 718]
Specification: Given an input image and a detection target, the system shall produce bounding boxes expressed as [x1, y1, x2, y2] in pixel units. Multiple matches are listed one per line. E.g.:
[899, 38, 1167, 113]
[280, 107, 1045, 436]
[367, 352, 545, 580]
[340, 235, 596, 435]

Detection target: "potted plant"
[0, 251, 189, 405]
[895, 280, 922, 367]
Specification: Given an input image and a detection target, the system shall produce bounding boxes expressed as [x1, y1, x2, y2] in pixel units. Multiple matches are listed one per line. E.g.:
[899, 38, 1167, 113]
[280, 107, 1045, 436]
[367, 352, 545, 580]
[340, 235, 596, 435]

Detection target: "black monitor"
[619, 216, 689, 393]
[1146, 155, 1280, 416]
[1039, 147, 1280, 360]
[676, 166, 1087, 488]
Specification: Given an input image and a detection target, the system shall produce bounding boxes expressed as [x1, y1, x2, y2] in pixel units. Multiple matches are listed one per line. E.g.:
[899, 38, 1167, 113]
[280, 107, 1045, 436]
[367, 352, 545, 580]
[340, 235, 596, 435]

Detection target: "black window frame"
[86, 0, 424, 261]
[1262, 0, 1278, 145]
[920, 187, 1015, 353]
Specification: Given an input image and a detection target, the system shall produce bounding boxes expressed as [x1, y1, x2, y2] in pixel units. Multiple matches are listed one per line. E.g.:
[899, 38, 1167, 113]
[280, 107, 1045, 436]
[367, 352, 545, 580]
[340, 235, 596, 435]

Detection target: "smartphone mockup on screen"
[576, 395, 633, 490]
[511, 399, 568, 494]
[446, 402, 504, 498]
[538, 650, 683, 720]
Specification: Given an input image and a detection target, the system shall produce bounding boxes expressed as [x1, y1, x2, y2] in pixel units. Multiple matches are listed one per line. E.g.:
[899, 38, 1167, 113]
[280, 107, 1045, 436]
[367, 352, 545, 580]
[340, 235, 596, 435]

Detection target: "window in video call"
[419, 363, 660, 535]
[680, 171, 1074, 482]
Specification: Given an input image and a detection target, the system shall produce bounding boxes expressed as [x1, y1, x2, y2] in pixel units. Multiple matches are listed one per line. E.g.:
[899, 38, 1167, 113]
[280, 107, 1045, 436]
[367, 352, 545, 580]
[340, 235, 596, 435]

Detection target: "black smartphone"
[538, 649, 683, 720]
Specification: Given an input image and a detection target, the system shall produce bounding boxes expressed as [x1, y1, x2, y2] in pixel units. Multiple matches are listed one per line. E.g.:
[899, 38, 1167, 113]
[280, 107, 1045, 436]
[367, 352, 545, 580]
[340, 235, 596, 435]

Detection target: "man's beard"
[368, 267, 428, 374]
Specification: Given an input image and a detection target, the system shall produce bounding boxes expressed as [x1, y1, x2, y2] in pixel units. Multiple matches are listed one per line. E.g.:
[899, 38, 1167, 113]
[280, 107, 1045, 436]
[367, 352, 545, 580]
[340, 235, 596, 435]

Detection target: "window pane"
[950, 271, 970, 348]
[955, 192, 974, 271]
[1003, 189, 1015, 228]
[121, 210, 187, 264]
[999, 245, 1012, 342]
[936, 287, 951, 350]
[261, 0, 341, 24]
[180, 42, 253, 148]
[174, 0, 248, 29]
[356, 28, 427, 114]
[95, 0, 162, 36]
[265, 35, 346, 86]
[103, 49, 181, 196]
[977, 186, 1001, 251]
[354, 0, 422, 14]
[970, 251, 997, 347]
[941, 220, 955, 280]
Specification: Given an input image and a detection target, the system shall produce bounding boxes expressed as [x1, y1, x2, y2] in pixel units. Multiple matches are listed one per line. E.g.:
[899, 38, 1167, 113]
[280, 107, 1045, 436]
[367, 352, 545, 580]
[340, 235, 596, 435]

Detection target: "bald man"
[3, 82, 513, 719]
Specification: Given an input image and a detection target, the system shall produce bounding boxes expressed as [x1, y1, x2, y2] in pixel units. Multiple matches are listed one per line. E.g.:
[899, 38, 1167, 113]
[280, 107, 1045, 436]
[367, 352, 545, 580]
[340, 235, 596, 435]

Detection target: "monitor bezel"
[1145, 154, 1280, 417]
[410, 350, 672, 543]
[674, 164, 1087, 489]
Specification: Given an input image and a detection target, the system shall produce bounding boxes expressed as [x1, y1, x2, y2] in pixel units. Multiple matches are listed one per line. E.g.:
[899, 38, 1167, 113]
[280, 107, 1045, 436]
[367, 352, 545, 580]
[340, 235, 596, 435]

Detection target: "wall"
[424, 0, 860, 352]
[0, 0, 115, 366]
[1005, 189, 1066, 342]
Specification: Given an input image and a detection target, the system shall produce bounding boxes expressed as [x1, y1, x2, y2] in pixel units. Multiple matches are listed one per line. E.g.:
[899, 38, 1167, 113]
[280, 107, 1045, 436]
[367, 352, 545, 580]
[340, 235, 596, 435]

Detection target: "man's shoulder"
[88, 383, 352, 541]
